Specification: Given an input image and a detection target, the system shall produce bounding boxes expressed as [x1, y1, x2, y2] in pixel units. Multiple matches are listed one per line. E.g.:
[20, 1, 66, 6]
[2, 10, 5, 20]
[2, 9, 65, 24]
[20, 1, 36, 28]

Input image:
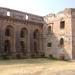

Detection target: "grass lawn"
[0, 58, 75, 75]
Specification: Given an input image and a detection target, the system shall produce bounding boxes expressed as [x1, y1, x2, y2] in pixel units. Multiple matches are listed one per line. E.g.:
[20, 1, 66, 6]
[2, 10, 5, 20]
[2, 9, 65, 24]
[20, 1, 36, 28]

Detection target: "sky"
[0, 0, 75, 16]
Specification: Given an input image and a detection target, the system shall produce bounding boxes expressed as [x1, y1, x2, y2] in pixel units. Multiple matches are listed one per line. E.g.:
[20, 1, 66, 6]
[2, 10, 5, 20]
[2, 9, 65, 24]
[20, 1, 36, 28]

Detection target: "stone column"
[27, 31, 30, 57]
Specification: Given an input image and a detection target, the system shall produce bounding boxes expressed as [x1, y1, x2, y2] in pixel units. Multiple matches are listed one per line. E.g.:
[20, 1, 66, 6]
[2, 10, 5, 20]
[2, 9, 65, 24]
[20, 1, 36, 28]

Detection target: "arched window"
[5, 26, 13, 36]
[60, 38, 64, 45]
[20, 28, 27, 38]
[21, 30, 24, 37]
[5, 28, 11, 36]
[34, 31, 37, 39]
[48, 26, 51, 34]
[33, 29, 39, 39]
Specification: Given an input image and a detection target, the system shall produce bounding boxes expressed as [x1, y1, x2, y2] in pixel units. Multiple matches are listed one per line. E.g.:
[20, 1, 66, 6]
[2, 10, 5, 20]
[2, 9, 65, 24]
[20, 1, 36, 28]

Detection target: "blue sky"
[0, 0, 75, 16]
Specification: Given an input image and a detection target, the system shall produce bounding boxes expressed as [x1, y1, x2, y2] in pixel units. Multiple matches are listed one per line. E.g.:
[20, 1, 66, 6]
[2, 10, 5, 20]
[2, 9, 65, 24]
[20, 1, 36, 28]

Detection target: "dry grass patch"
[0, 58, 75, 75]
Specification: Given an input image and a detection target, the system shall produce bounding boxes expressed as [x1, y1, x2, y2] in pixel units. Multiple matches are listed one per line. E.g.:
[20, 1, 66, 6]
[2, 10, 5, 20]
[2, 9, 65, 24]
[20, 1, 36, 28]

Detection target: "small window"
[5, 28, 11, 36]
[7, 11, 10, 16]
[34, 32, 36, 39]
[48, 26, 51, 34]
[47, 43, 52, 47]
[60, 21, 65, 29]
[60, 38, 64, 45]
[21, 30, 24, 38]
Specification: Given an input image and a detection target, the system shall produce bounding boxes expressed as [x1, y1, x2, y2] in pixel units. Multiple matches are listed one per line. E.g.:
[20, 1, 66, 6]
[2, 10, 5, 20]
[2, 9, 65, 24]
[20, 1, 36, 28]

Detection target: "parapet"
[0, 7, 44, 24]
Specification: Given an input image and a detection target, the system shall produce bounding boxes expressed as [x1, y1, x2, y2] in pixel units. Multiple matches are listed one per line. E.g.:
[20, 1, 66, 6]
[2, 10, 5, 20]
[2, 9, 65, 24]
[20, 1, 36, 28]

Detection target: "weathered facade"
[0, 7, 75, 60]
[44, 8, 75, 60]
[0, 7, 44, 58]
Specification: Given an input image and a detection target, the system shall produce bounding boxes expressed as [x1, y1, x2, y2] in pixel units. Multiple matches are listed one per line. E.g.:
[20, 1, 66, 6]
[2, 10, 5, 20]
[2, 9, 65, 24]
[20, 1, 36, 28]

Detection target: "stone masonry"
[0, 7, 75, 60]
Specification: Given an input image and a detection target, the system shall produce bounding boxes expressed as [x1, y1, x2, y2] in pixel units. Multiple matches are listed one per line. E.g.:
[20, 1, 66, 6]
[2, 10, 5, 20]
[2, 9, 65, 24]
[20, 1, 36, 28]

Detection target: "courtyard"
[0, 58, 75, 75]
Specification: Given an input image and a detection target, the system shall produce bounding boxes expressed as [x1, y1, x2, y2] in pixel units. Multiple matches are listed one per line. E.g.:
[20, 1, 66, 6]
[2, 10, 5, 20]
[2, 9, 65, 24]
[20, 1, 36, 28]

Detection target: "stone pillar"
[27, 31, 30, 57]
[11, 31, 16, 57]
[30, 31, 34, 56]
[39, 32, 43, 56]
[16, 31, 21, 55]
[0, 27, 4, 56]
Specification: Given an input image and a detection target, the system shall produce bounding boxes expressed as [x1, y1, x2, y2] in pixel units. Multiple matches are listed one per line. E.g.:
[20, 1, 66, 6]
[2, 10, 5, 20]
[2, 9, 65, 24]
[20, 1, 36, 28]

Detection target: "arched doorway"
[4, 25, 14, 56]
[20, 28, 28, 38]
[33, 29, 40, 56]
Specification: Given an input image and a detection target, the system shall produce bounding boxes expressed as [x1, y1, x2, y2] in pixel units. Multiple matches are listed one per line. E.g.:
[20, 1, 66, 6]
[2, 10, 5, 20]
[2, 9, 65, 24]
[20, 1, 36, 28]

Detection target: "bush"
[31, 54, 35, 58]
[16, 54, 22, 59]
[60, 55, 65, 60]
[1, 54, 10, 59]
[49, 54, 54, 59]
[48, 54, 59, 60]
[40, 53, 45, 58]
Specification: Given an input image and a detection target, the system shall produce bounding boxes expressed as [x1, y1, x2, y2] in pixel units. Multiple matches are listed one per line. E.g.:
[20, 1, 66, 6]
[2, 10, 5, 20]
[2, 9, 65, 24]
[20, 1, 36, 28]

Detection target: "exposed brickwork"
[44, 8, 73, 60]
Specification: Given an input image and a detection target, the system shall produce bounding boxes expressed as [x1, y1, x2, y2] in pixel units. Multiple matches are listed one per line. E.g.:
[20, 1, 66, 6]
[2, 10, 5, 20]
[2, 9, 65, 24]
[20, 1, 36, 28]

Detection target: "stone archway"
[20, 28, 28, 55]
[5, 25, 14, 37]
[4, 25, 14, 56]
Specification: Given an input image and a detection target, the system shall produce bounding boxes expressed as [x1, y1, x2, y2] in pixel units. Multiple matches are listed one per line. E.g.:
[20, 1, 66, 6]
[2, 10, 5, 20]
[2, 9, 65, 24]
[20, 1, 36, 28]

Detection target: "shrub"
[1, 54, 10, 59]
[16, 53, 22, 59]
[31, 54, 35, 58]
[40, 53, 45, 58]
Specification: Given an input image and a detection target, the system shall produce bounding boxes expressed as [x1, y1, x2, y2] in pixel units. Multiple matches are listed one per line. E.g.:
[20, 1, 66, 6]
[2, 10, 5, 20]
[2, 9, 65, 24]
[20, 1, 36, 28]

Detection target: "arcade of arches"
[1, 24, 43, 58]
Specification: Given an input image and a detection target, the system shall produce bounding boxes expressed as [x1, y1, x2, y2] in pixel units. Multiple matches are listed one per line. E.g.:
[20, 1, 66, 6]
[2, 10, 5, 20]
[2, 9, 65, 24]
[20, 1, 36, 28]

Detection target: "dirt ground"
[0, 58, 75, 75]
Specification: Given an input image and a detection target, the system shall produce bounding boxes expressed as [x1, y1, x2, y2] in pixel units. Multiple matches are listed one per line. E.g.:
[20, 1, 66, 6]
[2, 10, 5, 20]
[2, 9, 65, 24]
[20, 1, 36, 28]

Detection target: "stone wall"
[0, 7, 44, 58]
[0, 7, 44, 24]
[44, 8, 72, 60]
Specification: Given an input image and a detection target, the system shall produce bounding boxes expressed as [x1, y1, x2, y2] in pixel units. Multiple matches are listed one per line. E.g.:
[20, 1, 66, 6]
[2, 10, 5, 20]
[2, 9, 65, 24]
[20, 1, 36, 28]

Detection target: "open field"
[0, 58, 75, 75]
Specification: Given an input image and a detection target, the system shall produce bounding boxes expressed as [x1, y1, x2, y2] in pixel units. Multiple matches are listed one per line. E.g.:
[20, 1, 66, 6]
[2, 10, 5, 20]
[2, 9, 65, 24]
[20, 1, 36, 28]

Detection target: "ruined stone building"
[0, 7, 75, 60]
